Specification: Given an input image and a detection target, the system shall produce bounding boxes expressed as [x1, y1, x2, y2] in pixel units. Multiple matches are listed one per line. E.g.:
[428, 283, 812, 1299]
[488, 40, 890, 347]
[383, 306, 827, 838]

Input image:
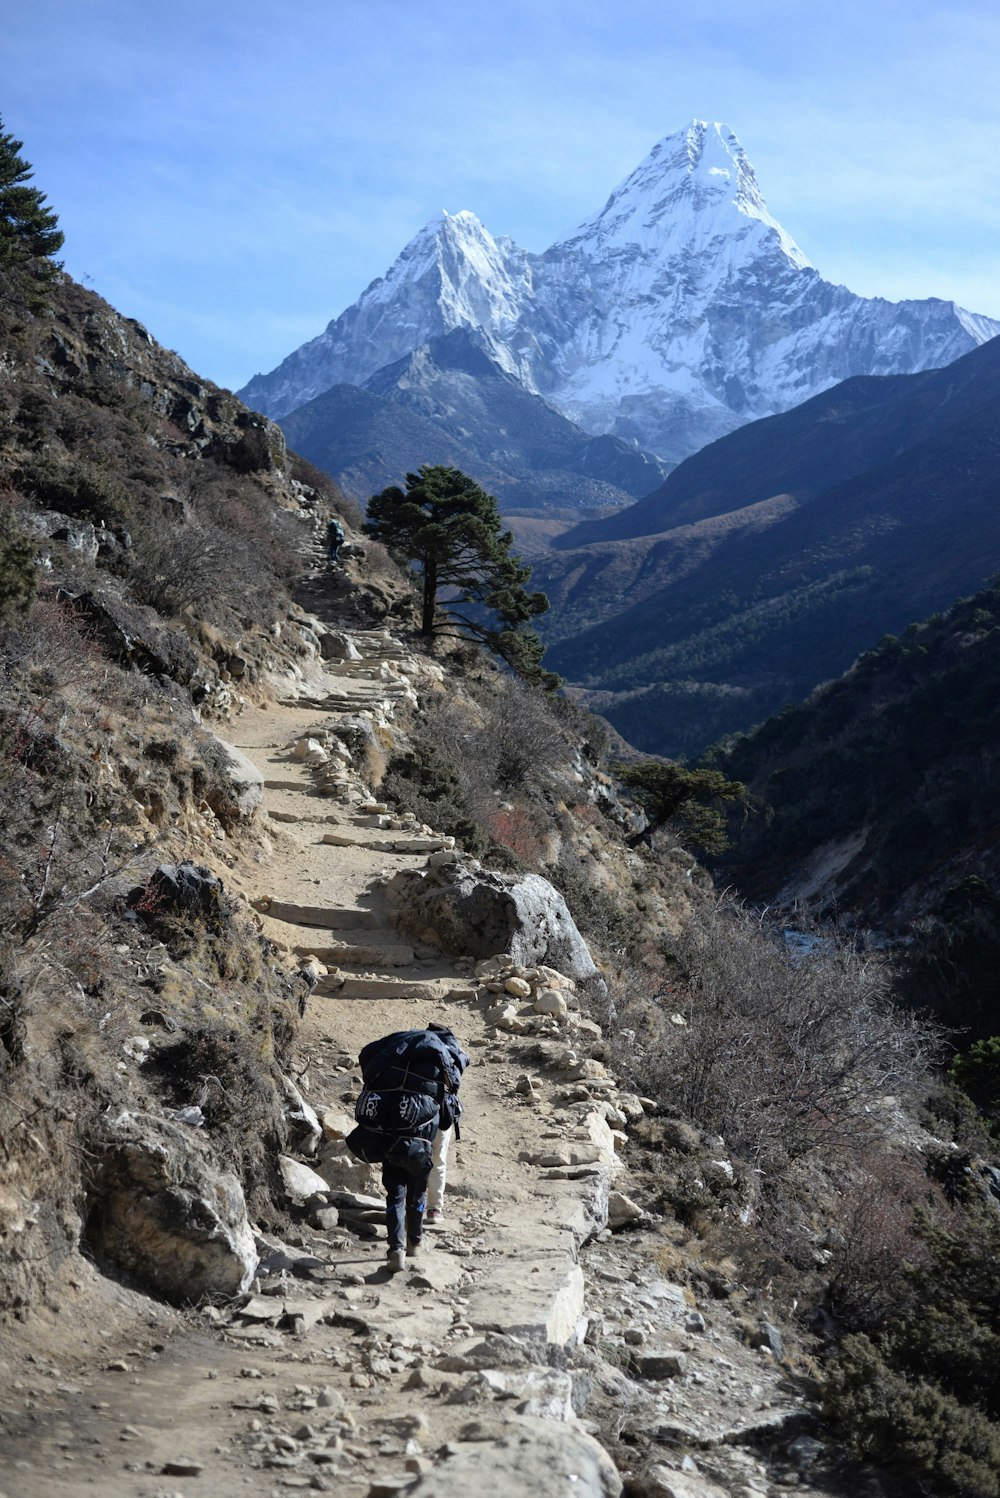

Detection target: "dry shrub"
[359, 537, 398, 578]
[476, 672, 566, 792]
[487, 805, 545, 865]
[609, 899, 941, 1174]
[127, 477, 298, 625]
[826, 1150, 947, 1332]
[2, 593, 103, 688]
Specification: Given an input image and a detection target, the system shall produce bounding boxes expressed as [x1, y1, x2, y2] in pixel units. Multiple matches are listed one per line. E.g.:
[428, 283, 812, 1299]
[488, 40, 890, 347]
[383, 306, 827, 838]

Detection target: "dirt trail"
[0, 622, 626, 1498]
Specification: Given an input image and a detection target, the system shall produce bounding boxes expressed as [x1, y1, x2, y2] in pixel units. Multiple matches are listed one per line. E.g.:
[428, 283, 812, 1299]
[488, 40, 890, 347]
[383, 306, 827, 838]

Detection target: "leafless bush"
[360, 536, 400, 578]
[130, 517, 237, 614]
[825, 1150, 947, 1331]
[415, 671, 566, 799]
[476, 672, 567, 792]
[617, 900, 942, 1174]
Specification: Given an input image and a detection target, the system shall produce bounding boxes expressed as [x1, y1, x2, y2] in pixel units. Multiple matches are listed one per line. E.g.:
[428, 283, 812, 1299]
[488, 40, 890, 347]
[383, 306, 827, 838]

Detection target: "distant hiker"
[326, 516, 345, 565]
[425, 1022, 470, 1225]
[346, 1024, 468, 1274]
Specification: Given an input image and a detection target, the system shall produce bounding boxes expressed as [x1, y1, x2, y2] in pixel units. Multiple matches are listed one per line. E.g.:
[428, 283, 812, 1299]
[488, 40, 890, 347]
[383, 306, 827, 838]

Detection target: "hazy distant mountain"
[530, 334, 1000, 758]
[240, 121, 998, 465]
[278, 328, 668, 514]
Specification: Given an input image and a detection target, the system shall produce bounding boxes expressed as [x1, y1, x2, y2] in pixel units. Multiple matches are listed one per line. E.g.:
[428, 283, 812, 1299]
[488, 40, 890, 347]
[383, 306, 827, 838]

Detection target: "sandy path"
[1, 625, 617, 1498]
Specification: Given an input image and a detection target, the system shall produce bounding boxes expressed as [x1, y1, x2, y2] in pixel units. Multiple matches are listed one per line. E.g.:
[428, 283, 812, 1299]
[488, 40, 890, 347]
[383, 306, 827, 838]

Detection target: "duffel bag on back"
[385, 1136, 434, 1177]
[359, 1028, 462, 1096]
[345, 1123, 387, 1164]
[354, 1085, 438, 1134]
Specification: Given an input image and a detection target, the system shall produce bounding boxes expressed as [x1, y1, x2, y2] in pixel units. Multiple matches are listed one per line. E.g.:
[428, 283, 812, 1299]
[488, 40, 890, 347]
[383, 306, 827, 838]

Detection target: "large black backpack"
[346, 1029, 461, 1170]
[358, 1028, 464, 1095]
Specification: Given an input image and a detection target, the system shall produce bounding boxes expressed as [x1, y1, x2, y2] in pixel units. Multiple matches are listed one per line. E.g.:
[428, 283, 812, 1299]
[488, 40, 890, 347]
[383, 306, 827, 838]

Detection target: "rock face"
[239, 120, 998, 466]
[277, 328, 670, 513]
[386, 860, 598, 981]
[207, 736, 265, 823]
[86, 1112, 257, 1304]
[405, 1417, 622, 1498]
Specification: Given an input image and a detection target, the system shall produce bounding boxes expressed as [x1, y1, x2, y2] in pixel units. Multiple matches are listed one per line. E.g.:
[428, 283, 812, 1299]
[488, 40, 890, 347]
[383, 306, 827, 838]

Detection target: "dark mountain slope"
[555, 332, 1000, 547]
[710, 581, 1000, 1034]
[278, 328, 668, 516]
[536, 338, 1000, 757]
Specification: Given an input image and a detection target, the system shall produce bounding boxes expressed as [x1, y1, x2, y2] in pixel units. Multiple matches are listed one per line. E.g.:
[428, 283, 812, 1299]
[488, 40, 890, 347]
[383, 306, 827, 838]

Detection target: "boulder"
[280, 1076, 322, 1156]
[607, 1191, 645, 1228]
[635, 1467, 729, 1498]
[320, 1110, 354, 1141]
[633, 1348, 686, 1380]
[277, 1155, 330, 1202]
[206, 736, 265, 823]
[534, 988, 569, 1019]
[319, 631, 362, 662]
[86, 1112, 256, 1304]
[65, 588, 200, 684]
[21, 508, 100, 564]
[386, 864, 598, 982]
[315, 1139, 380, 1196]
[751, 1320, 785, 1359]
[405, 1418, 621, 1498]
[445, 1369, 575, 1421]
[127, 861, 225, 925]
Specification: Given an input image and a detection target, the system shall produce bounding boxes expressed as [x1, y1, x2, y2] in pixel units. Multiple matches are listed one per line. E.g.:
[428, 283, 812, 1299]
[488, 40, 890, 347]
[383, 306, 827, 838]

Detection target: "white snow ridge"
[240, 120, 1000, 464]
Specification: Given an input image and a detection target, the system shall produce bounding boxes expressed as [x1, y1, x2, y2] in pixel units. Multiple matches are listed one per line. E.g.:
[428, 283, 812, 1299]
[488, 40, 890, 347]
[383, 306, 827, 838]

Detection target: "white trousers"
[427, 1126, 452, 1212]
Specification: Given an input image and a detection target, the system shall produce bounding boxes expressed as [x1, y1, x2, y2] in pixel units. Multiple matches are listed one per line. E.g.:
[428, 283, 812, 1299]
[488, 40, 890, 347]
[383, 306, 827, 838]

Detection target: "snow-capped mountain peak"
[239, 121, 999, 459]
[238, 210, 532, 416]
[564, 120, 810, 270]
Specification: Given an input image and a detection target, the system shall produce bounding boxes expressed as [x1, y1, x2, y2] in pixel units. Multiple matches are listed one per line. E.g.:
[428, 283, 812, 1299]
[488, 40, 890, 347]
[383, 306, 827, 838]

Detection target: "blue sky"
[5, 0, 998, 391]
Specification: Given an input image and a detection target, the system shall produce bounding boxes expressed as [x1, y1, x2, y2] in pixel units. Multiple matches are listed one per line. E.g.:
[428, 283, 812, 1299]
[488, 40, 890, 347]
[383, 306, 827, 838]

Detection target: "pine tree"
[365, 465, 556, 684]
[618, 761, 746, 852]
[0, 118, 64, 312]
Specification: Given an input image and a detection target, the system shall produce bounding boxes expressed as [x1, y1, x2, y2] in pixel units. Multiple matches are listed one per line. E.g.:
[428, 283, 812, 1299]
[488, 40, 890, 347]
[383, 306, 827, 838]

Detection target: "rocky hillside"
[532, 333, 1000, 758]
[0, 269, 384, 1315]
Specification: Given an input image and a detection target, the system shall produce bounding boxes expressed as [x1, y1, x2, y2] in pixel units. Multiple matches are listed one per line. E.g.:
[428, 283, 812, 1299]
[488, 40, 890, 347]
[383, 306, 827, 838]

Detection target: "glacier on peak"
[238, 120, 999, 461]
[561, 120, 811, 271]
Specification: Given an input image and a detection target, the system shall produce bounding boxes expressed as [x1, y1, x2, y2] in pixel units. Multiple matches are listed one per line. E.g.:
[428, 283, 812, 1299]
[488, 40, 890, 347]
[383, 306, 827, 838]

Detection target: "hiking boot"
[405, 1235, 421, 1256]
[425, 1207, 442, 1226]
[386, 1248, 406, 1274]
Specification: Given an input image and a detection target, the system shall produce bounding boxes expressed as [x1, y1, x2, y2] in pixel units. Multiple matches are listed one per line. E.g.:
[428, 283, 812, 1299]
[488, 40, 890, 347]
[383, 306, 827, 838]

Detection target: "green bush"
[951, 1036, 1000, 1122]
[14, 455, 127, 525]
[0, 505, 37, 622]
[825, 1334, 1000, 1498]
[825, 1198, 1000, 1497]
[381, 743, 488, 857]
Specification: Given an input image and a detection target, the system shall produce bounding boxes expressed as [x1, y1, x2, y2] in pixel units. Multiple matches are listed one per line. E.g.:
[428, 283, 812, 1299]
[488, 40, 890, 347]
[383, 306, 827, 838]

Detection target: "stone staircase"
[224, 608, 643, 1496]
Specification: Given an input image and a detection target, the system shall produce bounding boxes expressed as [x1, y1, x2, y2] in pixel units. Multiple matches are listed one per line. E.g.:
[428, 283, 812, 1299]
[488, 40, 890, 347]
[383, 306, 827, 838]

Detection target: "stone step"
[267, 808, 343, 826]
[317, 973, 475, 1002]
[319, 830, 455, 854]
[253, 899, 382, 930]
[319, 689, 410, 706]
[317, 662, 387, 678]
[293, 939, 415, 967]
[464, 1251, 586, 1347]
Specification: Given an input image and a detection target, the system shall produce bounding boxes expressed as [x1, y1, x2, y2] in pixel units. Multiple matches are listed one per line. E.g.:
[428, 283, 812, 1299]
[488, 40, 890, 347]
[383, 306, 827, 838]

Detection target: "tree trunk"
[421, 560, 437, 635]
